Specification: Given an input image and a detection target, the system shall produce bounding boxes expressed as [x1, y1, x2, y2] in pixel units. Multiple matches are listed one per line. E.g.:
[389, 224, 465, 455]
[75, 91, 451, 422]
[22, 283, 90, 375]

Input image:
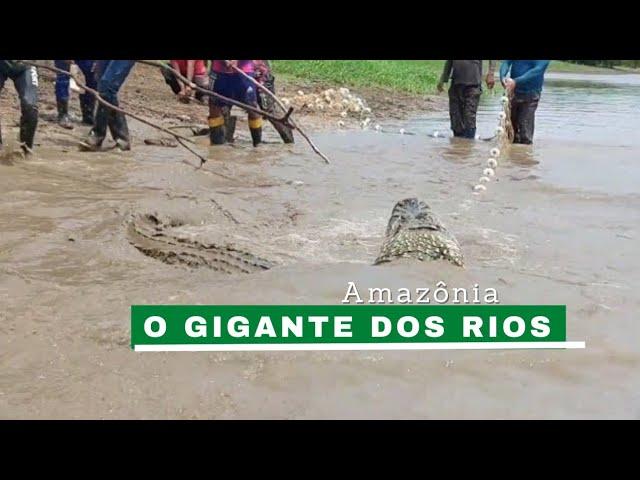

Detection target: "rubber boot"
[82, 103, 109, 151]
[221, 107, 235, 142]
[261, 76, 294, 144]
[249, 117, 263, 147]
[224, 115, 237, 143]
[108, 110, 131, 151]
[80, 93, 95, 126]
[19, 104, 38, 153]
[250, 127, 262, 147]
[463, 127, 477, 139]
[208, 116, 226, 145]
[57, 99, 74, 130]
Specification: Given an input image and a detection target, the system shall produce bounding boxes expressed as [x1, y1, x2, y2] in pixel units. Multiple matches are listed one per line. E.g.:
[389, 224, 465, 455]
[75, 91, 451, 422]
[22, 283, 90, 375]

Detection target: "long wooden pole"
[229, 63, 330, 164]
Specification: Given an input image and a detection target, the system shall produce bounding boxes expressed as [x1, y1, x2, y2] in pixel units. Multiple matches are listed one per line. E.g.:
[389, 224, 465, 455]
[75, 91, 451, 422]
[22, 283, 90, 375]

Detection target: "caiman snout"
[375, 197, 464, 266]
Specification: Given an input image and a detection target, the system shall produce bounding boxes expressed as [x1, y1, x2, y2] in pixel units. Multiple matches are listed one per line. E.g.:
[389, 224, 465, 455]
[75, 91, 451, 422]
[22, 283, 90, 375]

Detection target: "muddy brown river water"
[1, 72, 639, 418]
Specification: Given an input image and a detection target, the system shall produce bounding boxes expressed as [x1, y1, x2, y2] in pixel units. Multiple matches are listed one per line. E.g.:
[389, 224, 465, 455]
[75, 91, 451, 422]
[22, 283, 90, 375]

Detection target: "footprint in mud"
[125, 211, 275, 274]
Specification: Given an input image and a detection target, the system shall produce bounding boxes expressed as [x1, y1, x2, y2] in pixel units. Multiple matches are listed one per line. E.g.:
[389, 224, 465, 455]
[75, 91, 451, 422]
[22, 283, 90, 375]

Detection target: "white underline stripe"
[134, 341, 585, 352]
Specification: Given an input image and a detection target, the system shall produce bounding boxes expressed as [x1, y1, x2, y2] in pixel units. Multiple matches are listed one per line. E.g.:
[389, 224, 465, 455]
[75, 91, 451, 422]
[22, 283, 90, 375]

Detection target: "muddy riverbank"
[1, 65, 639, 419]
[0, 63, 446, 155]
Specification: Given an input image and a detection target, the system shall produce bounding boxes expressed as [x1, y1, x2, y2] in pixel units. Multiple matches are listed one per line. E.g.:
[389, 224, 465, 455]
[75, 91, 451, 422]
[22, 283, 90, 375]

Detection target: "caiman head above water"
[374, 198, 464, 267]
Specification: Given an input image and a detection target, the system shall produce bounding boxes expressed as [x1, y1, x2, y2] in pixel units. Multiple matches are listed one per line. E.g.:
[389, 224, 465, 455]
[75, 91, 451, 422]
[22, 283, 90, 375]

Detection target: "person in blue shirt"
[500, 60, 550, 144]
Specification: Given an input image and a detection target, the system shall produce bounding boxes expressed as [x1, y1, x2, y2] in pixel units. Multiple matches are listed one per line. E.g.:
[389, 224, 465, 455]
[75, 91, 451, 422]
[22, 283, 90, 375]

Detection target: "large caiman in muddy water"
[126, 212, 275, 274]
[374, 198, 464, 267]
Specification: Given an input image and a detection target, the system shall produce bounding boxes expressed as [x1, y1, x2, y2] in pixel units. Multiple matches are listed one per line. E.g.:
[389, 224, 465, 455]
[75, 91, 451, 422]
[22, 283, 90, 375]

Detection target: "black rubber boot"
[249, 126, 262, 147]
[462, 127, 476, 139]
[224, 115, 237, 143]
[80, 94, 95, 126]
[116, 113, 131, 151]
[19, 104, 39, 152]
[82, 103, 109, 151]
[209, 125, 226, 145]
[57, 99, 73, 130]
[108, 111, 131, 151]
[208, 116, 226, 145]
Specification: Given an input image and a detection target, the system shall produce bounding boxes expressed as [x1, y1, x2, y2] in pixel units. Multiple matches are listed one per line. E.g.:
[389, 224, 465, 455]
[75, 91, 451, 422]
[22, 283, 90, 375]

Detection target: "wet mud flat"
[1, 68, 640, 419]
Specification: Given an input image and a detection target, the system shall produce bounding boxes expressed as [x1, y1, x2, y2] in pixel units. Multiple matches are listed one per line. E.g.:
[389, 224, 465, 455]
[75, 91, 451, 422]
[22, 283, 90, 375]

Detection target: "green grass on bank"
[272, 60, 624, 95]
[272, 60, 444, 94]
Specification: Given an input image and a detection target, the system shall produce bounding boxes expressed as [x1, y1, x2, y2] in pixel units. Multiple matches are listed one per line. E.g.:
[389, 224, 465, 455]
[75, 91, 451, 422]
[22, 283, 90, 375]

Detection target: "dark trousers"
[510, 92, 540, 144]
[256, 74, 294, 144]
[54, 60, 96, 101]
[90, 60, 135, 143]
[0, 66, 39, 148]
[93, 60, 135, 106]
[54, 60, 97, 121]
[448, 84, 481, 138]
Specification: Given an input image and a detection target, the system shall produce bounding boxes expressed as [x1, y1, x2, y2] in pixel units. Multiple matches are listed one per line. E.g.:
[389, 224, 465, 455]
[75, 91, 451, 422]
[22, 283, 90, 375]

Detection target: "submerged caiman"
[375, 198, 464, 267]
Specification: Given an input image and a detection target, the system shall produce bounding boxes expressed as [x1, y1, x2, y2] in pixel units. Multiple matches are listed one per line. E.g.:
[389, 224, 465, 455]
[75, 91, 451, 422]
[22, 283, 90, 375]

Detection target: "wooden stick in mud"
[176, 138, 209, 167]
[136, 60, 294, 126]
[228, 63, 331, 164]
[19, 61, 197, 147]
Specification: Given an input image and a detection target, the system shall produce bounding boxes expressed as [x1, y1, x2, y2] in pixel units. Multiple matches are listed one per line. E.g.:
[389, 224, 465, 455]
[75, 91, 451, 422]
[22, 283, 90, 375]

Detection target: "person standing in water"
[0, 60, 39, 153]
[438, 60, 496, 139]
[54, 60, 96, 129]
[254, 60, 294, 144]
[207, 60, 263, 147]
[83, 60, 136, 151]
[500, 60, 551, 144]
